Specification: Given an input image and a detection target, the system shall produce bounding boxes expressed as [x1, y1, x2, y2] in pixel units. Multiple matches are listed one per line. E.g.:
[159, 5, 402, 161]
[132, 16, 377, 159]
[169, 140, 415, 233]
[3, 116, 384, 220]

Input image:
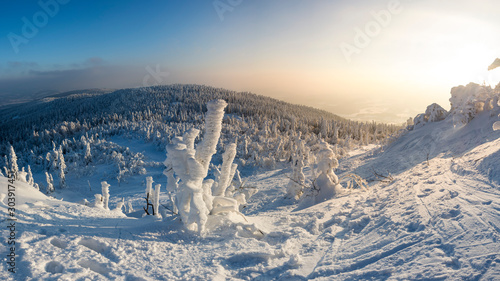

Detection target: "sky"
[1, 0, 499, 123]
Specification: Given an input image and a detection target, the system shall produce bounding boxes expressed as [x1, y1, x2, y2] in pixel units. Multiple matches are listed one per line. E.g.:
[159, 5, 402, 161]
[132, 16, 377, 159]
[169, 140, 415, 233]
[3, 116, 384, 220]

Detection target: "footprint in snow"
[50, 237, 68, 249]
[45, 261, 64, 274]
[45, 236, 118, 277]
[78, 237, 120, 262]
[78, 259, 111, 276]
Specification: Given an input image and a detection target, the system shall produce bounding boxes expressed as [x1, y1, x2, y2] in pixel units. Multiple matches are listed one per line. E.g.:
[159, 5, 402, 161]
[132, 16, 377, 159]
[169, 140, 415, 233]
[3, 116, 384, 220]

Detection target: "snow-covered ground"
[1, 111, 500, 280]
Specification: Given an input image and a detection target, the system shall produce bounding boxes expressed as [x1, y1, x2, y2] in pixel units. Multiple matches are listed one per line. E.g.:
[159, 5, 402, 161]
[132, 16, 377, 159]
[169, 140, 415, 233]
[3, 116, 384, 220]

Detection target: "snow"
[1, 96, 500, 280]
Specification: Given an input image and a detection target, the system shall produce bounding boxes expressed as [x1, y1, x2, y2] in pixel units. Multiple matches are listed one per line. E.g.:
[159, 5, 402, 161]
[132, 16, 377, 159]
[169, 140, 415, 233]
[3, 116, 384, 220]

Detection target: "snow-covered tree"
[45, 172, 54, 194]
[84, 142, 92, 165]
[58, 146, 66, 189]
[305, 142, 342, 205]
[286, 139, 306, 200]
[165, 99, 227, 233]
[101, 181, 110, 210]
[425, 103, 448, 122]
[145, 176, 154, 200]
[8, 145, 18, 179]
[143, 176, 159, 216]
[94, 194, 103, 208]
[449, 83, 492, 125]
[27, 165, 34, 186]
[212, 143, 237, 197]
[153, 184, 161, 218]
[286, 154, 305, 200]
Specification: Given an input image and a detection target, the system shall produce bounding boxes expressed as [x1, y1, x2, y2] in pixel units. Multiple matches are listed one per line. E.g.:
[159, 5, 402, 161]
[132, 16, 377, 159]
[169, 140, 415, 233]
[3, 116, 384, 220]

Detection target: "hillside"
[0, 84, 399, 188]
[1, 83, 499, 280]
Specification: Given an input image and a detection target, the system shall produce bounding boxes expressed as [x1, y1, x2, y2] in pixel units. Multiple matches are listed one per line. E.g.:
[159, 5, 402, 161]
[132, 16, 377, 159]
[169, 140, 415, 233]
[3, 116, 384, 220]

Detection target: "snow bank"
[0, 176, 51, 207]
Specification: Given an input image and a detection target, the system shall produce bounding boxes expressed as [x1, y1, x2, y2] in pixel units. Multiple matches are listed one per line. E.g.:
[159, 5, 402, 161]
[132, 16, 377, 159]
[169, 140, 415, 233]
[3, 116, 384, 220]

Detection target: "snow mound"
[0, 176, 51, 207]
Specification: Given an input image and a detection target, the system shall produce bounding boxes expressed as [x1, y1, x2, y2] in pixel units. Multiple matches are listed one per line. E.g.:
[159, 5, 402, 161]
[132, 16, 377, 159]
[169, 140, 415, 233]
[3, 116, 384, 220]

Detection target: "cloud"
[488, 58, 500, 71]
[0, 64, 148, 101]
[7, 61, 39, 68]
[85, 57, 104, 65]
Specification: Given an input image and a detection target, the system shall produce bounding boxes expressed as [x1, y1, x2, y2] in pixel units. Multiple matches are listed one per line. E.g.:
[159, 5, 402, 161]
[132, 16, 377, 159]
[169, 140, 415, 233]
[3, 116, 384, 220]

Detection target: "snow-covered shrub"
[101, 181, 110, 210]
[164, 99, 228, 233]
[127, 201, 134, 213]
[449, 83, 493, 125]
[302, 141, 343, 206]
[115, 198, 125, 212]
[286, 138, 307, 200]
[94, 194, 103, 208]
[412, 104, 448, 129]
[314, 142, 342, 201]
[425, 103, 448, 122]
[145, 176, 153, 201]
[143, 177, 161, 216]
[18, 167, 28, 183]
[153, 184, 161, 217]
[286, 154, 305, 200]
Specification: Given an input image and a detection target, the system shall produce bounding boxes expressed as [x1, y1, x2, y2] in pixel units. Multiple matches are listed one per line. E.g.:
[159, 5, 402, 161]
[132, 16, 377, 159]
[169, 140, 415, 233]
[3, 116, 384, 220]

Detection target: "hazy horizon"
[1, 0, 499, 123]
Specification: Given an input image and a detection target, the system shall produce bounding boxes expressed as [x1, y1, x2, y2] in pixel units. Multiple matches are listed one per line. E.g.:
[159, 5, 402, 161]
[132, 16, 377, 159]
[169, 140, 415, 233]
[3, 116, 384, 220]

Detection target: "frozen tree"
[58, 146, 67, 189]
[213, 143, 237, 197]
[305, 142, 342, 205]
[101, 181, 110, 210]
[27, 165, 34, 186]
[115, 198, 125, 212]
[45, 172, 54, 194]
[127, 201, 134, 213]
[286, 154, 305, 200]
[412, 103, 448, 130]
[153, 184, 161, 218]
[143, 176, 160, 216]
[425, 103, 448, 122]
[94, 194, 104, 208]
[413, 114, 427, 129]
[8, 145, 18, 179]
[84, 142, 92, 165]
[165, 99, 227, 233]
[449, 83, 492, 125]
[145, 176, 154, 200]
[163, 152, 179, 214]
[17, 167, 27, 183]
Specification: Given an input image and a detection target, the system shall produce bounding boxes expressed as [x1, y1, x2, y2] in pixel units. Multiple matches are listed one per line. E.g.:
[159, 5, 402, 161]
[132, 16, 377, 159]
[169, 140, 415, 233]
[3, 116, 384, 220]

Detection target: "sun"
[435, 44, 497, 87]
[440, 45, 500, 88]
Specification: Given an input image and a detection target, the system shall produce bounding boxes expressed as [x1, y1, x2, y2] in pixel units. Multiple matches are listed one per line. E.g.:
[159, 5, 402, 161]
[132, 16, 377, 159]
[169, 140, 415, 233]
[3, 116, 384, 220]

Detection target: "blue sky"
[1, 0, 499, 123]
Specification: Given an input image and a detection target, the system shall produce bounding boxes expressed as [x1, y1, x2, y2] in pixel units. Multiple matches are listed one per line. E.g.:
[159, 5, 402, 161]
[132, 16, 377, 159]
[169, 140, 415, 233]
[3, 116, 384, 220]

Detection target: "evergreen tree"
[8, 145, 19, 179]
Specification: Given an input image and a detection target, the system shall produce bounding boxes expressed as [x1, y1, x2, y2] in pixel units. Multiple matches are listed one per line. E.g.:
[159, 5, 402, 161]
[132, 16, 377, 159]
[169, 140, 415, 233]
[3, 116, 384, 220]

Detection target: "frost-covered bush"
[301, 142, 343, 206]
[425, 103, 448, 123]
[286, 139, 306, 200]
[286, 155, 305, 200]
[101, 181, 110, 210]
[412, 103, 448, 129]
[143, 176, 162, 217]
[449, 83, 493, 125]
